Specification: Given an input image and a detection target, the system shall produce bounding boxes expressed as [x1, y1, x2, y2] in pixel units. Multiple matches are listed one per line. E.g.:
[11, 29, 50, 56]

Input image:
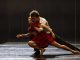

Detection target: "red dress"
[28, 22, 55, 48]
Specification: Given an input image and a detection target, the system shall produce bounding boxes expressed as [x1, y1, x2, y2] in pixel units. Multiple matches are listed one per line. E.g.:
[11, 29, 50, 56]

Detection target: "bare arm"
[41, 24, 55, 38]
[16, 33, 31, 38]
[34, 27, 43, 32]
[33, 24, 55, 38]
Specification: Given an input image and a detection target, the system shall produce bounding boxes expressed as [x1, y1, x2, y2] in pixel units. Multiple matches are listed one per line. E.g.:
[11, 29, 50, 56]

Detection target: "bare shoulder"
[40, 24, 47, 28]
[40, 17, 47, 21]
[40, 17, 47, 23]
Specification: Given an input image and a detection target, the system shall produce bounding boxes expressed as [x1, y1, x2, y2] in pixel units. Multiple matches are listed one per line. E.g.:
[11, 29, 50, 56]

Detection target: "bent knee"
[28, 41, 34, 44]
[28, 41, 37, 47]
[28, 41, 34, 45]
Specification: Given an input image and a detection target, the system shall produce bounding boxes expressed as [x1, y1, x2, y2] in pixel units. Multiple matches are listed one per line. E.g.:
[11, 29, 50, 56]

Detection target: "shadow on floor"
[31, 54, 73, 60]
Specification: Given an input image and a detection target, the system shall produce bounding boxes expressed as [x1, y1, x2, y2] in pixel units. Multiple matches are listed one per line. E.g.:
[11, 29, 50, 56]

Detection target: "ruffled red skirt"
[32, 31, 55, 48]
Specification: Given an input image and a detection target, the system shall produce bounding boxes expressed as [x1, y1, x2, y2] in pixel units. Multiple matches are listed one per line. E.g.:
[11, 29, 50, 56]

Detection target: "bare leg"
[51, 41, 80, 54]
[28, 41, 45, 55]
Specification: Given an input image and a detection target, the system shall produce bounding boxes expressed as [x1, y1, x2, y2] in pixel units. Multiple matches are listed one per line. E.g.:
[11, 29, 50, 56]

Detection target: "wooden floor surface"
[0, 42, 80, 60]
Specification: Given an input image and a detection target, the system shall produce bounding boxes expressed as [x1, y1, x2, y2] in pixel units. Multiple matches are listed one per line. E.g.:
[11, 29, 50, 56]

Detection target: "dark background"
[0, 0, 80, 43]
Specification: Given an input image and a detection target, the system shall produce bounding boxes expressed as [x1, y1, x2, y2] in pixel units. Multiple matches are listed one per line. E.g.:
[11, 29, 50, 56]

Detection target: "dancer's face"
[31, 17, 40, 23]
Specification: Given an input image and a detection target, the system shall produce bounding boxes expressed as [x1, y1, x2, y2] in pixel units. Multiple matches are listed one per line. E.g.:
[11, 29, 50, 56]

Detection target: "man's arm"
[41, 24, 55, 38]
[34, 27, 43, 32]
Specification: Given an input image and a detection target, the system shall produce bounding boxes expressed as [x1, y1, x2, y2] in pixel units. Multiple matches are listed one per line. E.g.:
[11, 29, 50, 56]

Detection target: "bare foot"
[40, 48, 45, 55]
[72, 50, 80, 55]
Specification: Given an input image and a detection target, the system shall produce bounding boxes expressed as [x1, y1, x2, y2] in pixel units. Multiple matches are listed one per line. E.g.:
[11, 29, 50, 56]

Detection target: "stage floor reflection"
[0, 42, 80, 60]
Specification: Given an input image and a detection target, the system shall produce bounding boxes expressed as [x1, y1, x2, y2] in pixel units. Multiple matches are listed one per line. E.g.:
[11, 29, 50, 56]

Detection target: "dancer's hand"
[16, 34, 23, 38]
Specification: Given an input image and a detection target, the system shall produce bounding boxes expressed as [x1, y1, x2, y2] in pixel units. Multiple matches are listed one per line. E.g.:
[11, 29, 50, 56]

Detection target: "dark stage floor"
[0, 42, 80, 60]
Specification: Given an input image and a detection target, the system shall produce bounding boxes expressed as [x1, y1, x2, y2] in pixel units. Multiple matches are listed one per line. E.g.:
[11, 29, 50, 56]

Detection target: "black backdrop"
[0, 0, 80, 43]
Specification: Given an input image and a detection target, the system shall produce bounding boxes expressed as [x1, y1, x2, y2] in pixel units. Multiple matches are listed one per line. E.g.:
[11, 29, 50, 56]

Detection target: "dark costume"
[55, 35, 80, 51]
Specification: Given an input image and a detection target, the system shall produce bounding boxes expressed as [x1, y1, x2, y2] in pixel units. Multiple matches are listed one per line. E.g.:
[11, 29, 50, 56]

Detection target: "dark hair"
[29, 10, 40, 17]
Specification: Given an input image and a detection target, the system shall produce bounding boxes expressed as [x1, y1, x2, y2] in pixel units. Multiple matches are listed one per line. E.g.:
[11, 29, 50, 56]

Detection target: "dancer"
[17, 11, 79, 55]
[16, 10, 80, 55]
